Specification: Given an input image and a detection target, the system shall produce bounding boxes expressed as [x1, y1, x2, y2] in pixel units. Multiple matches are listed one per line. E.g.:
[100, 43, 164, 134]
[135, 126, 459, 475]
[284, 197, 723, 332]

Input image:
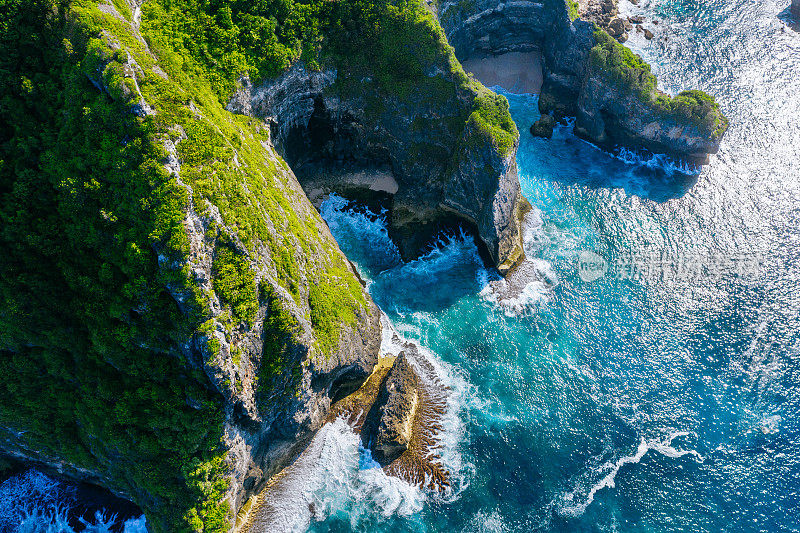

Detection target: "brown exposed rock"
[370, 353, 419, 463]
[644, 28, 654, 39]
[530, 114, 556, 138]
[609, 17, 626, 36]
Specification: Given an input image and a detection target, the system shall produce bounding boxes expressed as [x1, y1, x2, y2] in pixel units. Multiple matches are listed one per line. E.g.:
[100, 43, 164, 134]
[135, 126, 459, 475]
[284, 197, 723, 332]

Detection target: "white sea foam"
[320, 193, 401, 275]
[551, 117, 699, 176]
[255, 418, 425, 532]
[614, 147, 700, 175]
[0, 469, 147, 533]
[558, 431, 704, 517]
[259, 320, 472, 529]
[380, 318, 474, 502]
[479, 256, 556, 316]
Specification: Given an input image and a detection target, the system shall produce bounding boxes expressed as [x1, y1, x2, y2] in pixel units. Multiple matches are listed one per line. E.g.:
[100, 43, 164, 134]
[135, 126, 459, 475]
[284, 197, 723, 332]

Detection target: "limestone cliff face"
[436, 0, 728, 162]
[437, 0, 552, 58]
[0, 1, 381, 531]
[574, 53, 726, 161]
[228, 60, 527, 272]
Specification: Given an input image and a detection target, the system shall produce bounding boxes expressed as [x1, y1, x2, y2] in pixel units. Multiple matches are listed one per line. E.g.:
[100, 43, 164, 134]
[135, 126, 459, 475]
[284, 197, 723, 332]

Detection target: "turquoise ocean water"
[4, 0, 800, 531]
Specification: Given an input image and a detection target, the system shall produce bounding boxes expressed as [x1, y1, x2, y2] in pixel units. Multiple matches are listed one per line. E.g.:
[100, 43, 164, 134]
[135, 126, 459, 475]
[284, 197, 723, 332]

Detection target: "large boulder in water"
[530, 114, 556, 138]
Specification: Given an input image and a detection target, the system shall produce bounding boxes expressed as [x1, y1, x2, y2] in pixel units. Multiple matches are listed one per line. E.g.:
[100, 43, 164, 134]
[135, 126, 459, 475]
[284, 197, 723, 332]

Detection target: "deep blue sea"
[4, 0, 799, 531]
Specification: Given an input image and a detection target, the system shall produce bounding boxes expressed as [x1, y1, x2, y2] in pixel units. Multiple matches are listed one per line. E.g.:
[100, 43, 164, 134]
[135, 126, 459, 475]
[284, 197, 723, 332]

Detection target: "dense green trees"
[0, 0, 228, 530]
[0, 0, 516, 530]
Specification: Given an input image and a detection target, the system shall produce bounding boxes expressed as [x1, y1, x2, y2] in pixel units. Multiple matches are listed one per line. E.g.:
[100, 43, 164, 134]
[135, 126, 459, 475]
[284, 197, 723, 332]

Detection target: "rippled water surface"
[311, 0, 800, 531]
[6, 0, 800, 531]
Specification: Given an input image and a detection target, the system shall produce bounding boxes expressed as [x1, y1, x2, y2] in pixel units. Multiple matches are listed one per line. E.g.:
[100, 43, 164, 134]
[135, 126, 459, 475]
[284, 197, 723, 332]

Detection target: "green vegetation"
[138, 0, 516, 158]
[212, 245, 258, 326]
[258, 283, 300, 402]
[589, 28, 658, 98]
[0, 1, 229, 530]
[589, 29, 727, 137]
[566, 0, 579, 21]
[467, 92, 518, 158]
[309, 267, 368, 358]
[0, 0, 513, 530]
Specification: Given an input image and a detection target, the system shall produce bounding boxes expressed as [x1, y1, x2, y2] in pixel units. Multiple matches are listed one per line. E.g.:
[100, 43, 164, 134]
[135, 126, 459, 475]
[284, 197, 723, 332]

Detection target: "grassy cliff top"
[589, 29, 728, 139]
[0, 0, 513, 531]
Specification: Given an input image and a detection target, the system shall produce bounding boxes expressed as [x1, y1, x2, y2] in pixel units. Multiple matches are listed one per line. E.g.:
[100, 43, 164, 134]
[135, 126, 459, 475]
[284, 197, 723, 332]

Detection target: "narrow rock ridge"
[436, 0, 728, 162]
[239, 338, 452, 532]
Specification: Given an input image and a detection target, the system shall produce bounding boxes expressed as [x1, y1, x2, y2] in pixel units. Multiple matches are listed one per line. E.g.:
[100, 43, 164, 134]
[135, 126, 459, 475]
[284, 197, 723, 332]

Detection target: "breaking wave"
[0, 469, 146, 533]
[557, 432, 704, 517]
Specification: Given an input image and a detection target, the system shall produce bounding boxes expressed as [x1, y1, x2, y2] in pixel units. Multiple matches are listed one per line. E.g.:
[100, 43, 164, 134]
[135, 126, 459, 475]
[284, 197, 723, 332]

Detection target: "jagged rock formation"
[530, 113, 556, 138]
[370, 352, 420, 463]
[0, 1, 383, 531]
[227, 59, 528, 273]
[436, 0, 728, 162]
[241, 338, 451, 532]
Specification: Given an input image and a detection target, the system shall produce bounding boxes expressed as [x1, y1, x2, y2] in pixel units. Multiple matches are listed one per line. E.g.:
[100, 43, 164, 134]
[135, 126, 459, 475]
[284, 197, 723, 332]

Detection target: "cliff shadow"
[509, 94, 701, 203]
[536, 127, 700, 203]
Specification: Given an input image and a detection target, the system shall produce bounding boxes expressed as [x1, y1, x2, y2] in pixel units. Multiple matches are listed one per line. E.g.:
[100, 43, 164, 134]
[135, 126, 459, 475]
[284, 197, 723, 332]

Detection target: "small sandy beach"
[461, 51, 544, 94]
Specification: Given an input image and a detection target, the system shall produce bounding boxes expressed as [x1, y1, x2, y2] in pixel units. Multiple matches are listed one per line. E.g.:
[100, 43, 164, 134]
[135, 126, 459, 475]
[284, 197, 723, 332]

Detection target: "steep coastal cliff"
[0, 0, 526, 530]
[436, 0, 728, 162]
[0, 1, 386, 530]
[225, 14, 528, 271]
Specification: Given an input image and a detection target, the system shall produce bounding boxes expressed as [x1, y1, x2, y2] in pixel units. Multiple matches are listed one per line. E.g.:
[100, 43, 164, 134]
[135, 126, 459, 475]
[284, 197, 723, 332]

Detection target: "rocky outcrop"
[530, 113, 556, 137]
[0, 2, 382, 531]
[436, 0, 728, 162]
[369, 352, 419, 463]
[578, 0, 618, 28]
[241, 335, 452, 532]
[228, 60, 528, 273]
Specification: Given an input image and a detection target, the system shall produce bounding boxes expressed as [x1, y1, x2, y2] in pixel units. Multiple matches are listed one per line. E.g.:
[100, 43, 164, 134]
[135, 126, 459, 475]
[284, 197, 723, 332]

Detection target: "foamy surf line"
[242, 318, 471, 531]
[558, 431, 704, 517]
[547, 118, 700, 176]
[0, 470, 147, 533]
[479, 209, 558, 316]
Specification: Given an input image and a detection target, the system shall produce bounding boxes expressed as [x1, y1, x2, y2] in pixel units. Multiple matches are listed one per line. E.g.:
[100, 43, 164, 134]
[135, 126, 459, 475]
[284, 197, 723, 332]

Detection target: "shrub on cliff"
[590, 28, 727, 138]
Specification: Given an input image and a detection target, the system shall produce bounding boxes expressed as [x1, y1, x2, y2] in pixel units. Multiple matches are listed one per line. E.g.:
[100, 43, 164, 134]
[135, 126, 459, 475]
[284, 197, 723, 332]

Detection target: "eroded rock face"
[530, 113, 556, 138]
[575, 62, 723, 161]
[436, 0, 728, 162]
[371, 352, 419, 463]
[437, 0, 551, 59]
[228, 64, 528, 273]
